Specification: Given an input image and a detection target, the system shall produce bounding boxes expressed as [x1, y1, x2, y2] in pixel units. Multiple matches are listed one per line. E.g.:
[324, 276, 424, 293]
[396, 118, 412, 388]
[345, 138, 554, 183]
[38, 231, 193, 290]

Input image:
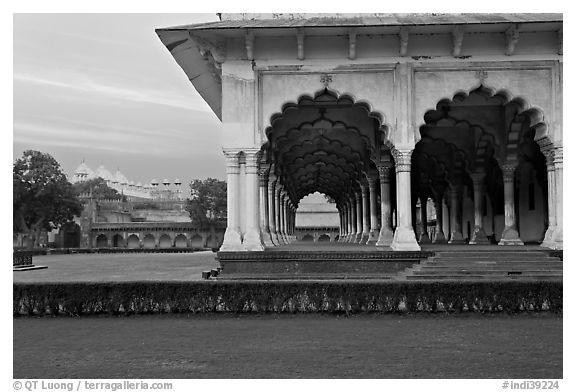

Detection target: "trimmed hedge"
[13, 281, 562, 316]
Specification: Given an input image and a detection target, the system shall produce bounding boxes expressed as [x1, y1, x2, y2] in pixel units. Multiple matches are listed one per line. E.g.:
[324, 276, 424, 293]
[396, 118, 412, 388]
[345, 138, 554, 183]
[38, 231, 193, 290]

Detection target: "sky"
[13, 13, 225, 184]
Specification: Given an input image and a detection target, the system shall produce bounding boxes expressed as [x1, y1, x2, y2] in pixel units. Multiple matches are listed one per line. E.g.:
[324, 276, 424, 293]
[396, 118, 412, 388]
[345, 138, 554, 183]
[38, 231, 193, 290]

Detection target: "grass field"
[13, 313, 562, 379]
[12, 251, 218, 282]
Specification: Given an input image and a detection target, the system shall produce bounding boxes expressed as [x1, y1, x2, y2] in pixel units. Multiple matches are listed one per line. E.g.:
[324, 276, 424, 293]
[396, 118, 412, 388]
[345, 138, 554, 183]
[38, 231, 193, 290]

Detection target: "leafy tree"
[13, 150, 83, 247]
[186, 178, 226, 232]
[73, 177, 126, 201]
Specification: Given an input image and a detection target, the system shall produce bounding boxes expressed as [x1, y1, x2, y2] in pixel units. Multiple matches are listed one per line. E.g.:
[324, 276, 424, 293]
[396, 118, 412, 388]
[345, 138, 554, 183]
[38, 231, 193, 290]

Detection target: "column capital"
[501, 162, 517, 182]
[223, 150, 240, 174]
[391, 148, 412, 172]
[258, 164, 270, 186]
[470, 172, 486, 186]
[376, 162, 394, 182]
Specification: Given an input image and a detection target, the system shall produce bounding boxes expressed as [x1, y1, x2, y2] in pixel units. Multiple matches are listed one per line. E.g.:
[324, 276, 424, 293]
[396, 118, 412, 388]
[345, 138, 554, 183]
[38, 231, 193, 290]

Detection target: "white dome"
[96, 165, 114, 182]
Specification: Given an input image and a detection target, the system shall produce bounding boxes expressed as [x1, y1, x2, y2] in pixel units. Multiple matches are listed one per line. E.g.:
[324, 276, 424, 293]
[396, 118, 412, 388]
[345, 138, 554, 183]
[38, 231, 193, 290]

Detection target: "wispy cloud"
[13, 120, 191, 156]
[14, 72, 211, 112]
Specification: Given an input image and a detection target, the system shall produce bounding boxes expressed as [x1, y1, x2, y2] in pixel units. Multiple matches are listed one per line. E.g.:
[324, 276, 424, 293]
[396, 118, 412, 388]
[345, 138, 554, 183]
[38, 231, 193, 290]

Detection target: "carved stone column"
[448, 185, 466, 244]
[258, 165, 274, 247]
[346, 198, 353, 242]
[220, 150, 243, 251]
[268, 175, 279, 245]
[275, 185, 285, 245]
[551, 147, 563, 249]
[432, 196, 447, 243]
[360, 181, 370, 244]
[366, 174, 379, 245]
[469, 173, 490, 244]
[354, 192, 363, 243]
[341, 203, 348, 241]
[390, 149, 420, 251]
[278, 191, 286, 244]
[242, 150, 264, 251]
[376, 161, 394, 247]
[498, 163, 524, 245]
[348, 196, 357, 243]
[419, 195, 431, 243]
[442, 197, 450, 239]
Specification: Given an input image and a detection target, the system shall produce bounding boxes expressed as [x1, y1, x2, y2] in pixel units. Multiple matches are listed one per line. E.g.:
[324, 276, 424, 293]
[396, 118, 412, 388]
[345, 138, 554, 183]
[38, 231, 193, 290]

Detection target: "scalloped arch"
[419, 84, 550, 144]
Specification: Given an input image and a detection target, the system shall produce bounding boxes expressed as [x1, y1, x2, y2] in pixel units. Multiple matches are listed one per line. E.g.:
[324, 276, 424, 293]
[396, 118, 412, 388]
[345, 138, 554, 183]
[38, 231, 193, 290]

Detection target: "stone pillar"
[469, 173, 489, 244]
[268, 176, 279, 245]
[341, 203, 348, 241]
[275, 185, 285, 244]
[442, 198, 450, 239]
[552, 147, 563, 249]
[349, 196, 357, 242]
[366, 174, 379, 245]
[360, 181, 370, 244]
[355, 192, 363, 243]
[540, 146, 562, 249]
[432, 196, 447, 243]
[390, 149, 420, 251]
[258, 165, 274, 247]
[376, 162, 394, 247]
[419, 196, 431, 243]
[346, 199, 353, 242]
[448, 186, 466, 244]
[242, 150, 264, 251]
[220, 151, 243, 251]
[498, 163, 524, 245]
[281, 192, 289, 243]
[278, 191, 285, 243]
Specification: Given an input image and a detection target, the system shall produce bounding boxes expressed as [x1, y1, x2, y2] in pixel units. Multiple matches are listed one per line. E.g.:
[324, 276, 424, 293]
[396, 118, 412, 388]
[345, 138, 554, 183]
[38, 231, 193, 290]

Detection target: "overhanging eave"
[156, 29, 222, 120]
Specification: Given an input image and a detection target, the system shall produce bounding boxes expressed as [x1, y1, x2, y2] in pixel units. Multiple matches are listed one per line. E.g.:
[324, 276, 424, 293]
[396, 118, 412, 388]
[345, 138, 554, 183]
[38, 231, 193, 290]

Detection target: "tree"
[13, 150, 83, 247]
[186, 178, 226, 233]
[72, 177, 126, 201]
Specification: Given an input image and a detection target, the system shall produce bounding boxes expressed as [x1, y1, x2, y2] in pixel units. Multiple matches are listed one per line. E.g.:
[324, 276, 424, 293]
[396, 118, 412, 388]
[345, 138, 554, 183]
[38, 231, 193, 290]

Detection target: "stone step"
[434, 252, 553, 258]
[431, 255, 557, 260]
[422, 263, 562, 269]
[405, 275, 563, 281]
[411, 270, 563, 275]
[13, 265, 48, 271]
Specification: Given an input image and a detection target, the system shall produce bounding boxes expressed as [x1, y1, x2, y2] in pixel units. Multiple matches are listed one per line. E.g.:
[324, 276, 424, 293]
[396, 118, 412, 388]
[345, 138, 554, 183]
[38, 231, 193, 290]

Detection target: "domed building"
[70, 161, 184, 201]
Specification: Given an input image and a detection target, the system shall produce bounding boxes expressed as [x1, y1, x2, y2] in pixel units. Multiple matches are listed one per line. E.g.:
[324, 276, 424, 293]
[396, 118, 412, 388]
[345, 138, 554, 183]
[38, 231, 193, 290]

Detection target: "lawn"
[13, 313, 562, 379]
[12, 251, 218, 282]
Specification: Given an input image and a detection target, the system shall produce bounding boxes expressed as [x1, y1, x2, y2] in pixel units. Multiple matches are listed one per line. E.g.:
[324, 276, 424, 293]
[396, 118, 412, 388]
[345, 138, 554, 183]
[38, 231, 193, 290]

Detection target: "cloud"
[14, 71, 212, 112]
[13, 120, 193, 156]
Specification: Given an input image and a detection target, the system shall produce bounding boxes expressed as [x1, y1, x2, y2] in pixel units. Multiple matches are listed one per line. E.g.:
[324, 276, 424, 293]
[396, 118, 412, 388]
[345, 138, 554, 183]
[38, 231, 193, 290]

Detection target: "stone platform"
[216, 242, 433, 279]
[215, 242, 562, 280]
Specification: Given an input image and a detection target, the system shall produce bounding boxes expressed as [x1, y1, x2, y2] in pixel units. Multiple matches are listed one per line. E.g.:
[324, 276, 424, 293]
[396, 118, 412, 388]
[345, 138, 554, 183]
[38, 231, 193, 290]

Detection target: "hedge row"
[13, 281, 562, 316]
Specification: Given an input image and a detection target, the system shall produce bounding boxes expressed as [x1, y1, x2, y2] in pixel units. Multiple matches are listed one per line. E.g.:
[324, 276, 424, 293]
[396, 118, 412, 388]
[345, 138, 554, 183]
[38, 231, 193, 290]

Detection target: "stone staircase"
[399, 250, 562, 281]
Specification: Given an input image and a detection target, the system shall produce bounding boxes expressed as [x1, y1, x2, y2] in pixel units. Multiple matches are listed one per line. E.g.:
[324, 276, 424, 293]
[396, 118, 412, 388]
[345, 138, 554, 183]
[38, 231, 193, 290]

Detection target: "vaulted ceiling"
[262, 90, 387, 206]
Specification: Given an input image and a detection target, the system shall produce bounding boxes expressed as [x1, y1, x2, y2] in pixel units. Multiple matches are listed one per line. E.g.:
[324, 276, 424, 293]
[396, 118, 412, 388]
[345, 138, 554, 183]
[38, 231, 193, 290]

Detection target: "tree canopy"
[72, 177, 126, 201]
[13, 150, 83, 245]
[186, 178, 226, 230]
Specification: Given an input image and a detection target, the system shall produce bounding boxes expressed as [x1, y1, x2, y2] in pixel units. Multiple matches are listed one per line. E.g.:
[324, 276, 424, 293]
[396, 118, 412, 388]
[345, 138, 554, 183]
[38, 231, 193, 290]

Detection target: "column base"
[498, 227, 524, 246]
[469, 227, 490, 245]
[448, 231, 466, 244]
[376, 228, 394, 247]
[360, 233, 369, 244]
[220, 228, 243, 251]
[354, 233, 363, 243]
[391, 226, 421, 251]
[419, 232, 431, 244]
[550, 227, 563, 249]
[366, 230, 379, 245]
[539, 225, 556, 249]
[432, 231, 447, 243]
[261, 230, 274, 247]
[243, 229, 264, 251]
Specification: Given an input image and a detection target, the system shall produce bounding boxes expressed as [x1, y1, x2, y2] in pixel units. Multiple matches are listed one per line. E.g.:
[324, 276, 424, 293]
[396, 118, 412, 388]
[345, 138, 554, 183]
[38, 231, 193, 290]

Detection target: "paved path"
[13, 251, 218, 283]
